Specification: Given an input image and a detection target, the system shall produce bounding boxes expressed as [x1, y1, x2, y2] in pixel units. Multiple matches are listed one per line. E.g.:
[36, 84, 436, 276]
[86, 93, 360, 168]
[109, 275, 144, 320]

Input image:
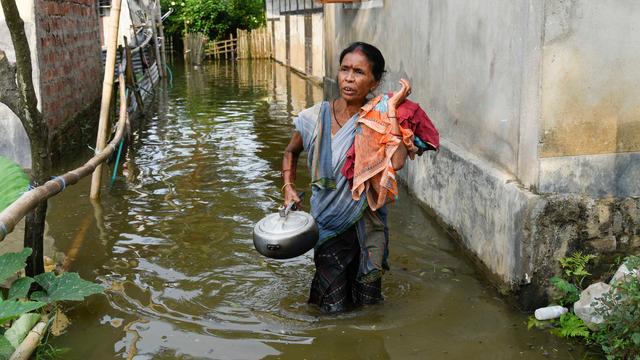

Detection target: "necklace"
[332, 99, 344, 129]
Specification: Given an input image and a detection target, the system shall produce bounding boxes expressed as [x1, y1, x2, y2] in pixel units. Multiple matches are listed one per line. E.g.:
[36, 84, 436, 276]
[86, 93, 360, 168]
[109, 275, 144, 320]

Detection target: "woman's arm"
[282, 131, 304, 207]
[388, 79, 412, 170]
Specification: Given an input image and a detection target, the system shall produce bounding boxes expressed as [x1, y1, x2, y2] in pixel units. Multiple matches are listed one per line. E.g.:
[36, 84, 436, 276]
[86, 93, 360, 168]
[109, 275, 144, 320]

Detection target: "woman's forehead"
[340, 51, 372, 69]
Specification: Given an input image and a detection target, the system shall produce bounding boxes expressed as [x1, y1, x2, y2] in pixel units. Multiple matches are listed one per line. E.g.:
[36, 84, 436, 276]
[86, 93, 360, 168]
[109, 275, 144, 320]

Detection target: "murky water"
[45, 60, 590, 359]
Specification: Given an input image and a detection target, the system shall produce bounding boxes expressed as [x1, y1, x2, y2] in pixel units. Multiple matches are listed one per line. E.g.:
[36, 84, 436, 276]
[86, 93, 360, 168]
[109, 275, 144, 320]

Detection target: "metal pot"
[253, 202, 318, 259]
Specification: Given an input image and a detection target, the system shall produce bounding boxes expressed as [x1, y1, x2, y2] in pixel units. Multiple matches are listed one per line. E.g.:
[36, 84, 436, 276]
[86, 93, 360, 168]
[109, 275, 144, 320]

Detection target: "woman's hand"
[282, 132, 303, 209]
[388, 78, 412, 115]
[283, 184, 302, 209]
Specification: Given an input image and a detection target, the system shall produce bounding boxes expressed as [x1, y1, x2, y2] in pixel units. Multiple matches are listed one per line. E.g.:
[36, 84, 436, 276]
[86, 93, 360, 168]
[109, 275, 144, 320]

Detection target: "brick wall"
[36, 0, 102, 129]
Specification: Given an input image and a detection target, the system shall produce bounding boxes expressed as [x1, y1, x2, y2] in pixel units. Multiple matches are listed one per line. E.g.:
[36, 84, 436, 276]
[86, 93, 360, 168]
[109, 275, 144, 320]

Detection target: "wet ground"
[45, 60, 591, 359]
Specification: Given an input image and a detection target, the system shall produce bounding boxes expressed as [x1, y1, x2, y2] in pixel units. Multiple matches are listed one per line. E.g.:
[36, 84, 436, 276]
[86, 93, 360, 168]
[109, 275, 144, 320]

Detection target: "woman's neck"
[336, 97, 364, 118]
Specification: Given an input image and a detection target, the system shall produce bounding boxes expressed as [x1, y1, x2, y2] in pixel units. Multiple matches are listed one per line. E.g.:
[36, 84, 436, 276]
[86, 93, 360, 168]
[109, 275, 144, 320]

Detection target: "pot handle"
[280, 192, 305, 217]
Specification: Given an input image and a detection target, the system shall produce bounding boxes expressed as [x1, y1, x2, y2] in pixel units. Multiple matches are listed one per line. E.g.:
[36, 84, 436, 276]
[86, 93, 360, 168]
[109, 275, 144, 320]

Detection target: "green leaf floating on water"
[0, 248, 31, 284]
[0, 297, 46, 325]
[31, 272, 104, 303]
[0, 335, 15, 359]
[0, 156, 29, 212]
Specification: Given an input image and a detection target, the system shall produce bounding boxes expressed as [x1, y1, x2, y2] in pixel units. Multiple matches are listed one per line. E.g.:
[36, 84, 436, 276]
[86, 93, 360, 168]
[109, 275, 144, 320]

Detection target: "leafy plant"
[559, 252, 596, 289]
[0, 156, 29, 212]
[590, 255, 640, 360]
[551, 313, 590, 339]
[161, 0, 266, 39]
[0, 249, 104, 356]
[549, 276, 580, 305]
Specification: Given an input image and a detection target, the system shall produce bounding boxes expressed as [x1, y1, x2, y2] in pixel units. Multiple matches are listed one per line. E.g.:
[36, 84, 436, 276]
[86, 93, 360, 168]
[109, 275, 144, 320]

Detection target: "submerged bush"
[530, 254, 640, 359]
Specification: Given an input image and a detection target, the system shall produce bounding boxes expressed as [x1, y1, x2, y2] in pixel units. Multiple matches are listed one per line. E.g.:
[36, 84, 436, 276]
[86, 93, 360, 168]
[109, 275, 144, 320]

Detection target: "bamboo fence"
[236, 27, 272, 59]
[205, 34, 237, 60]
[184, 33, 208, 65]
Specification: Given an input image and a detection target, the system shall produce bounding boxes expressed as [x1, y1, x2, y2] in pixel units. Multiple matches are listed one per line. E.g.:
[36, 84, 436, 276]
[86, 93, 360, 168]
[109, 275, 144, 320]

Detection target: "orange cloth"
[352, 95, 418, 210]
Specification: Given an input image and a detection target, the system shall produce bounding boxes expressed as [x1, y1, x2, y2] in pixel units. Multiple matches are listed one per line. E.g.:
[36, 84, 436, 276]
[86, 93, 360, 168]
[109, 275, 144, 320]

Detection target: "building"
[0, 0, 103, 168]
[322, 0, 640, 307]
[266, 0, 325, 83]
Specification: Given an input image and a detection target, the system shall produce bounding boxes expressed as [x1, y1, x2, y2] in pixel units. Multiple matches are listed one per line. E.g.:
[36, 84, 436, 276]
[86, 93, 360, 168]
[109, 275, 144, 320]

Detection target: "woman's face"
[338, 51, 379, 104]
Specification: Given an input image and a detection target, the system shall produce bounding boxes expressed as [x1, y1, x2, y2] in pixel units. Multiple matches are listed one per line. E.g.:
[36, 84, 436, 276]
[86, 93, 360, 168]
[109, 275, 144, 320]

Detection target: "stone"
[597, 203, 611, 225]
[621, 198, 639, 224]
[612, 212, 623, 234]
[610, 264, 635, 284]
[574, 282, 611, 331]
[587, 236, 617, 252]
[631, 235, 640, 248]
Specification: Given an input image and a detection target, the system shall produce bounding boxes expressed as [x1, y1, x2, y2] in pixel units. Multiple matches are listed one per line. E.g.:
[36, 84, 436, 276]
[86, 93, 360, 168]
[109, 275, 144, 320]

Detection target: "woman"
[281, 42, 411, 313]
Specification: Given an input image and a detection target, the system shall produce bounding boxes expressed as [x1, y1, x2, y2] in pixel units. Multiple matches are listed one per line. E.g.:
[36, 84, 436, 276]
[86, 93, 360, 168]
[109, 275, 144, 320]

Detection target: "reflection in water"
[46, 60, 588, 359]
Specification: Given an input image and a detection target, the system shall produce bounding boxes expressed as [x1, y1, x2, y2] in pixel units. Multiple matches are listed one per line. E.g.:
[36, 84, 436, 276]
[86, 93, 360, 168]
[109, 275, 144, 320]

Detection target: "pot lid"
[255, 211, 315, 237]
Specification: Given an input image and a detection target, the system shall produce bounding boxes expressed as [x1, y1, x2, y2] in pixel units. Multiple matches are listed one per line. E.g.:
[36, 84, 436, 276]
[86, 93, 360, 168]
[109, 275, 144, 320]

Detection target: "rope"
[0, 222, 7, 239]
[111, 139, 125, 186]
[164, 63, 173, 88]
[52, 176, 66, 191]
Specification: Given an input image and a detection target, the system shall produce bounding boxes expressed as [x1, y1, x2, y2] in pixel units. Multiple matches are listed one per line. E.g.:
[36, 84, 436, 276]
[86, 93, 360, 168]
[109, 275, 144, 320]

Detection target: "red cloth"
[341, 97, 439, 184]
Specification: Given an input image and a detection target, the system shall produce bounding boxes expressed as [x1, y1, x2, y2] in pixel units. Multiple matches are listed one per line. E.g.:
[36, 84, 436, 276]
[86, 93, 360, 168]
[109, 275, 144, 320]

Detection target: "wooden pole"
[124, 37, 144, 112]
[0, 71, 129, 242]
[150, 1, 163, 77]
[90, 0, 123, 199]
[156, 1, 168, 76]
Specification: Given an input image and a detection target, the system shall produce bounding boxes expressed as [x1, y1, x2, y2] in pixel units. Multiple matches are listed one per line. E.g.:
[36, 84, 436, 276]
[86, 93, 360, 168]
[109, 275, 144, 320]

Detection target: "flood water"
[45, 60, 589, 359]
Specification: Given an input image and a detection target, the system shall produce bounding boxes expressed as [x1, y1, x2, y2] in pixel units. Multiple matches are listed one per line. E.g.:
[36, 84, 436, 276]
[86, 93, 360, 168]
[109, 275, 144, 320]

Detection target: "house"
[320, 0, 639, 306]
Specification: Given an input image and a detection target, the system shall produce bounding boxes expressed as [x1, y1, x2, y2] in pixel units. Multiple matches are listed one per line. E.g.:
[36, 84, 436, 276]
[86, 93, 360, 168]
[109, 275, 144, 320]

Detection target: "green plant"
[559, 252, 597, 289]
[591, 255, 640, 360]
[550, 313, 590, 339]
[0, 156, 29, 212]
[0, 248, 104, 357]
[549, 276, 580, 306]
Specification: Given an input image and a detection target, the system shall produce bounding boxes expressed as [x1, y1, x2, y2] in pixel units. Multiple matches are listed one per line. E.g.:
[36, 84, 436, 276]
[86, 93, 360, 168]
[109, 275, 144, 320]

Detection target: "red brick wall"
[36, 0, 102, 129]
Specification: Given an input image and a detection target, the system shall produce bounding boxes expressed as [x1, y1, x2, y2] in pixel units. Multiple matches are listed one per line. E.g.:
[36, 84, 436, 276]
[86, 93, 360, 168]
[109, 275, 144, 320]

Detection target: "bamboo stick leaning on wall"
[91, 0, 123, 199]
[0, 70, 129, 242]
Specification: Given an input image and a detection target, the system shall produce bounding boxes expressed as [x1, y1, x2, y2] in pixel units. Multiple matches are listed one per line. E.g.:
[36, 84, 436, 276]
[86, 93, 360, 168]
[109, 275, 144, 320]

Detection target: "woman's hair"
[339, 42, 386, 81]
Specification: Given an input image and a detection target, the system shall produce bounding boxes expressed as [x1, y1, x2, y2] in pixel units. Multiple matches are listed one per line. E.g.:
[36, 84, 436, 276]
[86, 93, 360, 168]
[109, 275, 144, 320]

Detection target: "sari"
[293, 101, 389, 312]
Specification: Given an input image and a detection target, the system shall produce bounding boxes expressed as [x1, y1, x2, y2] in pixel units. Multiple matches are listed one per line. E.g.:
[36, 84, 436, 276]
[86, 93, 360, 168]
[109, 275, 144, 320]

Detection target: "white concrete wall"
[270, 12, 324, 81]
[324, 1, 542, 185]
[0, 1, 39, 169]
[323, 0, 640, 289]
[289, 15, 305, 74]
[538, 0, 640, 196]
[311, 13, 324, 80]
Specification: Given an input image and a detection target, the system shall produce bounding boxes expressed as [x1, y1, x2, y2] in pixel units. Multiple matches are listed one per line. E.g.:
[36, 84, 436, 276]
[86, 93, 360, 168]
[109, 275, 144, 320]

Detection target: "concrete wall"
[324, 0, 640, 304]
[538, 0, 640, 196]
[269, 10, 324, 82]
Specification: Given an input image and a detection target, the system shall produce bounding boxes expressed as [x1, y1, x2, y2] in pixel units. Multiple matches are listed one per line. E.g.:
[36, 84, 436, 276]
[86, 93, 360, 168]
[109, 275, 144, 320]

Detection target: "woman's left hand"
[388, 78, 412, 110]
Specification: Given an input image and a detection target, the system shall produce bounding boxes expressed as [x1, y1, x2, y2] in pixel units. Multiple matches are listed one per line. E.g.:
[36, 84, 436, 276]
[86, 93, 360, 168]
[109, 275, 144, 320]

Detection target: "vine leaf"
[0, 248, 31, 284]
[0, 335, 14, 359]
[31, 272, 104, 303]
[8, 277, 35, 301]
[0, 298, 46, 325]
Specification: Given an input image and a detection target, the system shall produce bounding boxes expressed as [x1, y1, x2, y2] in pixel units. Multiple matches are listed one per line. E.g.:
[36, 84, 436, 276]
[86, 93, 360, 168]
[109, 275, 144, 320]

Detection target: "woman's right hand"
[283, 184, 302, 209]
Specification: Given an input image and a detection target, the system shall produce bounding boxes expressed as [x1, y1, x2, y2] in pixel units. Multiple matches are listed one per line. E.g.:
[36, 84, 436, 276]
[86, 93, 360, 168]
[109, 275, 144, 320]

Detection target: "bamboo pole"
[8, 320, 47, 360]
[124, 37, 144, 113]
[156, 1, 168, 76]
[0, 71, 129, 242]
[90, 0, 123, 199]
[150, 1, 163, 77]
